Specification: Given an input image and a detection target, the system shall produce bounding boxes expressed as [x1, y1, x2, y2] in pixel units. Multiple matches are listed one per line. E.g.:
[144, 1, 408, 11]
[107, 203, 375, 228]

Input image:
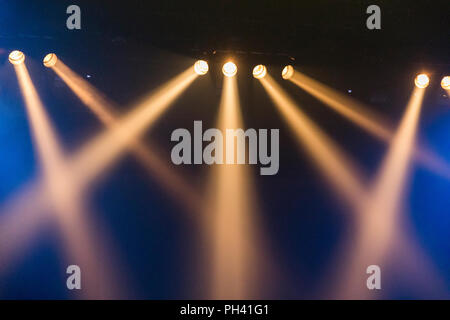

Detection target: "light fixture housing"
[282, 65, 294, 80]
[222, 61, 237, 77]
[43, 53, 58, 68]
[9, 50, 25, 65]
[441, 76, 450, 90]
[415, 74, 430, 89]
[252, 65, 267, 79]
[194, 60, 209, 75]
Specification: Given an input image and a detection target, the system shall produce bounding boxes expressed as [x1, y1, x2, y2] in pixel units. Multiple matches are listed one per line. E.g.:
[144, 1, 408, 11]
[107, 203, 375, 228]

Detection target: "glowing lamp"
[9, 50, 25, 65]
[222, 62, 237, 77]
[441, 76, 450, 90]
[194, 60, 209, 75]
[415, 74, 430, 89]
[252, 65, 267, 79]
[282, 65, 294, 80]
[43, 53, 58, 68]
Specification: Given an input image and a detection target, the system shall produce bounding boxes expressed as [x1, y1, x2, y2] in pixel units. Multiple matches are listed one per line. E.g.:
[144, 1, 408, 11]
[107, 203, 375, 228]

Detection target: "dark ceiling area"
[1, 1, 448, 120]
[1, 1, 449, 66]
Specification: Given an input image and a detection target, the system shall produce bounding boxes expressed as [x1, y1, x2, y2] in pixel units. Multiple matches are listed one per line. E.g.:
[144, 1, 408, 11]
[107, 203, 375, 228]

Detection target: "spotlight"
[43, 53, 58, 68]
[9, 50, 25, 65]
[441, 76, 450, 90]
[222, 61, 237, 77]
[282, 65, 294, 80]
[415, 74, 430, 89]
[252, 65, 267, 79]
[194, 60, 209, 75]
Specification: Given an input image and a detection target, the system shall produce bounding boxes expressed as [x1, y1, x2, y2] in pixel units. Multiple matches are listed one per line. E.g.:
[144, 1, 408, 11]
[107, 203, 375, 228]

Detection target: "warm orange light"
[202, 76, 267, 299]
[69, 67, 198, 187]
[43, 53, 58, 68]
[415, 74, 430, 89]
[441, 76, 450, 90]
[260, 74, 365, 209]
[252, 65, 267, 79]
[49, 58, 201, 215]
[337, 87, 427, 299]
[12, 62, 124, 298]
[287, 69, 450, 180]
[9, 50, 25, 65]
[282, 65, 294, 80]
[222, 61, 237, 77]
[194, 60, 209, 75]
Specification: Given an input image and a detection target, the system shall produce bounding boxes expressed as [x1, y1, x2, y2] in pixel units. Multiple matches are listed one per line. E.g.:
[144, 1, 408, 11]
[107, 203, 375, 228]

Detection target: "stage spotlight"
[9, 50, 25, 65]
[415, 74, 430, 89]
[441, 76, 450, 90]
[43, 53, 58, 68]
[252, 65, 267, 79]
[194, 60, 209, 75]
[222, 61, 237, 77]
[282, 65, 294, 80]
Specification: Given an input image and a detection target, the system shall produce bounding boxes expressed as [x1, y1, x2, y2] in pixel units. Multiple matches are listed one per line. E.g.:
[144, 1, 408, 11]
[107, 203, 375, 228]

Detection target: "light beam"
[287, 69, 450, 179]
[1, 64, 199, 283]
[12, 62, 125, 298]
[49, 57, 201, 214]
[338, 87, 430, 298]
[202, 76, 270, 299]
[67, 66, 198, 190]
[260, 74, 366, 209]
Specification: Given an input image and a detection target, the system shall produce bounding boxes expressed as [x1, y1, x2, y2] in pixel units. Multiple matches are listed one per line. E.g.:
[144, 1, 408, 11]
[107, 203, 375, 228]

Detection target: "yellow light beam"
[366, 87, 425, 237]
[0, 180, 51, 276]
[51, 59, 117, 124]
[68, 66, 198, 190]
[51, 190, 127, 299]
[288, 69, 450, 180]
[0, 65, 199, 281]
[337, 87, 427, 299]
[50, 59, 201, 215]
[14, 64, 65, 175]
[290, 71, 392, 140]
[202, 76, 269, 299]
[260, 74, 444, 299]
[12, 62, 125, 299]
[260, 74, 366, 209]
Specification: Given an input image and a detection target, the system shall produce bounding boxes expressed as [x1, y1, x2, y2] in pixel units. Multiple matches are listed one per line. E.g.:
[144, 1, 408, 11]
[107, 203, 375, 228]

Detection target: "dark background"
[0, 0, 448, 299]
